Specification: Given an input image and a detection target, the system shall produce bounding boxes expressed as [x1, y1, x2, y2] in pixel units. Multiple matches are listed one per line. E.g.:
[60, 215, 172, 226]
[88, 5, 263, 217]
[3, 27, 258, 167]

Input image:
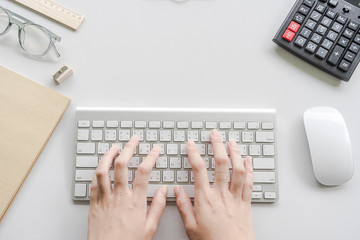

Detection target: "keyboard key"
[74, 184, 87, 197]
[305, 41, 318, 54]
[76, 156, 98, 168]
[160, 130, 172, 141]
[315, 47, 328, 60]
[349, 42, 360, 53]
[343, 28, 354, 39]
[253, 172, 276, 183]
[242, 132, 254, 143]
[252, 192, 262, 199]
[305, 19, 316, 30]
[92, 120, 104, 128]
[170, 157, 182, 168]
[228, 131, 240, 142]
[256, 132, 275, 143]
[303, 0, 315, 7]
[156, 157, 168, 168]
[132, 130, 144, 141]
[328, 0, 338, 7]
[326, 30, 338, 41]
[288, 21, 300, 33]
[252, 185, 262, 192]
[147, 184, 195, 198]
[248, 122, 260, 129]
[298, 5, 310, 15]
[327, 45, 344, 65]
[174, 131, 185, 142]
[321, 38, 333, 50]
[163, 121, 175, 129]
[91, 130, 103, 141]
[315, 3, 326, 14]
[201, 131, 211, 142]
[149, 171, 161, 182]
[139, 143, 151, 155]
[338, 60, 351, 72]
[354, 34, 360, 44]
[294, 36, 307, 48]
[249, 145, 261, 156]
[233, 122, 246, 129]
[263, 145, 275, 156]
[106, 121, 118, 128]
[75, 170, 95, 181]
[97, 143, 110, 154]
[146, 130, 158, 141]
[177, 121, 189, 129]
[316, 25, 327, 35]
[191, 122, 203, 129]
[177, 171, 189, 183]
[167, 144, 178, 155]
[184, 157, 192, 169]
[153, 143, 165, 154]
[78, 120, 90, 128]
[282, 30, 296, 42]
[196, 144, 206, 155]
[310, 11, 321, 21]
[118, 130, 131, 141]
[311, 33, 322, 44]
[300, 28, 311, 39]
[121, 121, 132, 128]
[77, 129, 89, 141]
[135, 121, 147, 128]
[253, 158, 275, 170]
[187, 131, 199, 141]
[105, 130, 116, 141]
[344, 51, 355, 62]
[128, 157, 140, 168]
[348, 21, 359, 31]
[338, 37, 349, 47]
[331, 22, 343, 33]
[264, 192, 277, 199]
[77, 143, 95, 154]
[321, 16, 332, 27]
[294, 13, 305, 24]
[337, 14, 347, 24]
[205, 121, 217, 129]
[262, 122, 274, 130]
[149, 121, 161, 129]
[326, 9, 336, 19]
[219, 121, 231, 129]
[163, 171, 175, 182]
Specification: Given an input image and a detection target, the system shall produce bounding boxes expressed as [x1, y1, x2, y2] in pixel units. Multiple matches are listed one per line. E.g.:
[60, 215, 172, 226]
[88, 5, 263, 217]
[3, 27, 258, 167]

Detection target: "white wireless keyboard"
[73, 108, 278, 203]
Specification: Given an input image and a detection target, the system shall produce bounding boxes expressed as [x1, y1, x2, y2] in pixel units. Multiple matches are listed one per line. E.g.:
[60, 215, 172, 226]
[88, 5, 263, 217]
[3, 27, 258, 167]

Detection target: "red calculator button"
[288, 21, 300, 33]
[282, 30, 296, 42]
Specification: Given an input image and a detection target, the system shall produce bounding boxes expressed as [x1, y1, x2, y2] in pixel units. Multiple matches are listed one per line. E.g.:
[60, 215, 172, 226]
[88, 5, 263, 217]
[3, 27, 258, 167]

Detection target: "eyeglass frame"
[0, 5, 61, 57]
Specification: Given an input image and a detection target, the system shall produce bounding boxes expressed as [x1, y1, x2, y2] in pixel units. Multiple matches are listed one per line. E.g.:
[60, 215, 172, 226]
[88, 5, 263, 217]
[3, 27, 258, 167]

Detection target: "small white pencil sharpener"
[53, 65, 73, 84]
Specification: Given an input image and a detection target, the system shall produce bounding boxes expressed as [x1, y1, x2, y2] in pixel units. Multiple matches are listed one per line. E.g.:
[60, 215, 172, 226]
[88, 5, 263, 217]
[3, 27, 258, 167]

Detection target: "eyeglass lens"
[0, 8, 9, 34]
[20, 25, 51, 56]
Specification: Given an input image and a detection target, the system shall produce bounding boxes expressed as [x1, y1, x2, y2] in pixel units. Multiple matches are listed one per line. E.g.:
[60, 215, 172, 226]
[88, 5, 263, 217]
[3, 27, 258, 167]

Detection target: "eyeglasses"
[0, 6, 61, 57]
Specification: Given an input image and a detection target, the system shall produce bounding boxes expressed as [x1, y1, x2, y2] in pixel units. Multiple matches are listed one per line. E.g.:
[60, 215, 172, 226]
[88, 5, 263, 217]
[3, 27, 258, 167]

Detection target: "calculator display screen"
[345, 0, 360, 8]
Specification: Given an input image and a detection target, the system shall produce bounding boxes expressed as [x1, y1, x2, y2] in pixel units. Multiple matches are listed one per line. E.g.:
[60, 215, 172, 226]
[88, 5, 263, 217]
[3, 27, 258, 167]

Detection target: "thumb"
[174, 186, 197, 231]
[145, 186, 168, 237]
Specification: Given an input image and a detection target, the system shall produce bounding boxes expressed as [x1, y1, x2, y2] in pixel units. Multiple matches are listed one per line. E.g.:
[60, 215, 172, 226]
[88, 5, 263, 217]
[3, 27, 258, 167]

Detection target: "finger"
[174, 186, 197, 233]
[186, 140, 210, 192]
[114, 136, 139, 193]
[228, 140, 246, 197]
[89, 174, 99, 206]
[242, 156, 254, 203]
[133, 146, 160, 197]
[145, 186, 168, 237]
[95, 146, 119, 200]
[211, 129, 230, 190]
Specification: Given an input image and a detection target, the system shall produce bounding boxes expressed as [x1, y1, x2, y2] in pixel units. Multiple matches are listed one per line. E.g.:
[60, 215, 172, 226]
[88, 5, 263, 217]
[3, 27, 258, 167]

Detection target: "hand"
[174, 129, 255, 240]
[87, 136, 168, 240]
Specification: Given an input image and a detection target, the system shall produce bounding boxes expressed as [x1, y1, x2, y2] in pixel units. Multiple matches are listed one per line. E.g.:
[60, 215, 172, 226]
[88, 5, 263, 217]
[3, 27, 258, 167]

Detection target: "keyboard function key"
[336, 14, 347, 24]
[348, 21, 359, 31]
[252, 192, 263, 199]
[282, 29, 296, 42]
[253, 172, 276, 183]
[77, 129, 89, 141]
[233, 122, 246, 129]
[253, 158, 275, 170]
[120, 121, 132, 128]
[191, 121, 203, 129]
[298, 5, 310, 15]
[328, 0, 338, 8]
[343, 28, 354, 39]
[344, 51, 355, 62]
[106, 120, 118, 128]
[76, 156, 98, 168]
[264, 192, 277, 199]
[248, 122, 260, 129]
[163, 121, 175, 129]
[92, 120, 104, 128]
[78, 120, 90, 128]
[303, 0, 315, 7]
[349, 42, 360, 53]
[338, 59, 351, 72]
[205, 121, 217, 129]
[252, 185, 262, 192]
[149, 121, 161, 129]
[294, 13, 305, 24]
[327, 45, 344, 65]
[177, 121, 189, 129]
[288, 21, 301, 33]
[326, 9, 336, 19]
[135, 121, 147, 128]
[262, 122, 274, 130]
[315, 3, 327, 14]
[256, 131, 275, 143]
[219, 121, 231, 129]
[338, 37, 350, 47]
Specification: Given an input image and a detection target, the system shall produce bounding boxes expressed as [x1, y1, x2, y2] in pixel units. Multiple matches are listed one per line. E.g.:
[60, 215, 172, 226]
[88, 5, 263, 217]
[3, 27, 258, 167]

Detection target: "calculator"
[273, 0, 360, 81]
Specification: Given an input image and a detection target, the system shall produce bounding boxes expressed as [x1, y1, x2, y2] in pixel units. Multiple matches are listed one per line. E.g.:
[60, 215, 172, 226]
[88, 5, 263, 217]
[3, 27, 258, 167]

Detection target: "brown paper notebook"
[0, 65, 71, 223]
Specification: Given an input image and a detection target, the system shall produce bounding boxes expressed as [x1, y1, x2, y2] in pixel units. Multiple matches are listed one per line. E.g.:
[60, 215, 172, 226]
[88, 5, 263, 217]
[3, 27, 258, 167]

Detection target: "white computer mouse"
[303, 107, 353, 186]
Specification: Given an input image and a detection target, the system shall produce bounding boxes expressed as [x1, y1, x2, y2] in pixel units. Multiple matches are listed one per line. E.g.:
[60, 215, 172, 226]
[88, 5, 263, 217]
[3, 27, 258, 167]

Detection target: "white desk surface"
[0, 0, 359, 239]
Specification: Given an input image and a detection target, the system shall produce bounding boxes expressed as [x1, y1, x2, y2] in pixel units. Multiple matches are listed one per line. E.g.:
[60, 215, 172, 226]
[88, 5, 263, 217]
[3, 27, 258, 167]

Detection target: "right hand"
[174, 129, 255, 240]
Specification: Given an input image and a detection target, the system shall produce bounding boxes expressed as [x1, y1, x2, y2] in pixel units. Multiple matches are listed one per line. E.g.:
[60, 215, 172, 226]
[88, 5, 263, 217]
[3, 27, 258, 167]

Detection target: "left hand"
[87, 136, 168, 240]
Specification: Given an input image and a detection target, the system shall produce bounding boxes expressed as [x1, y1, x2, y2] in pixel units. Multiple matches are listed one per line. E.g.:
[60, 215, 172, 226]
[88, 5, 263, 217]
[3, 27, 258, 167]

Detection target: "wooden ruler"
[12, 0, 85, 31]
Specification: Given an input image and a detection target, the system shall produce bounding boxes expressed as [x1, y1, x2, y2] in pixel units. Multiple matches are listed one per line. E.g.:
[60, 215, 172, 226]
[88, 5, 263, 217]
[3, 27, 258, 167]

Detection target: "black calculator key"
[311, 33, 323, 43]
[328, 0, 338, 8]
[300, 28, 312, 38]
[305, 19, 317, 30]
[338, 60, 351, 72]
[327, 45, 345, 65]
[326, 9, 337, 19]
[343, 28, 354, 39]
[344, 51, 356, 62]
[295, 36, 307, 47]
[315, 3, 327, 13]
[339, 37, 350, 47]
[349, 42, 360, 53]
[327, 30, 338, 41]
[316, 47, 329, 59]
[331, 22, 343, 33]
[354, 34, 360, 44]
[322, 38, 333, 49]
[337, 15, 347, 24]
[348, 21, 359, 31]
[304, 0, 315, 7]
[299, 5, 311, 15]
[310, 11, 322, 21]
[321, 16, 333, 27]
[294, 13, 306, 24]
[305, 41, 318, 53]
[316, 25, 328, 35]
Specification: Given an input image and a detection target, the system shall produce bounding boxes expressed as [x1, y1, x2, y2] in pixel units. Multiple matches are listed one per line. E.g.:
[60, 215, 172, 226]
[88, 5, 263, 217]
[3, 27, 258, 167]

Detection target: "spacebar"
[147, 184, 194, 198]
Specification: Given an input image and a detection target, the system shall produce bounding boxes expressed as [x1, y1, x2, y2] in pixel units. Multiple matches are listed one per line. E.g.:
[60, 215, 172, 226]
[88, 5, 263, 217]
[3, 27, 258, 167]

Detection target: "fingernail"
[211, 129, 220, 137]
[187, 140, 195, 146]
[229, 139, 237, 147]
